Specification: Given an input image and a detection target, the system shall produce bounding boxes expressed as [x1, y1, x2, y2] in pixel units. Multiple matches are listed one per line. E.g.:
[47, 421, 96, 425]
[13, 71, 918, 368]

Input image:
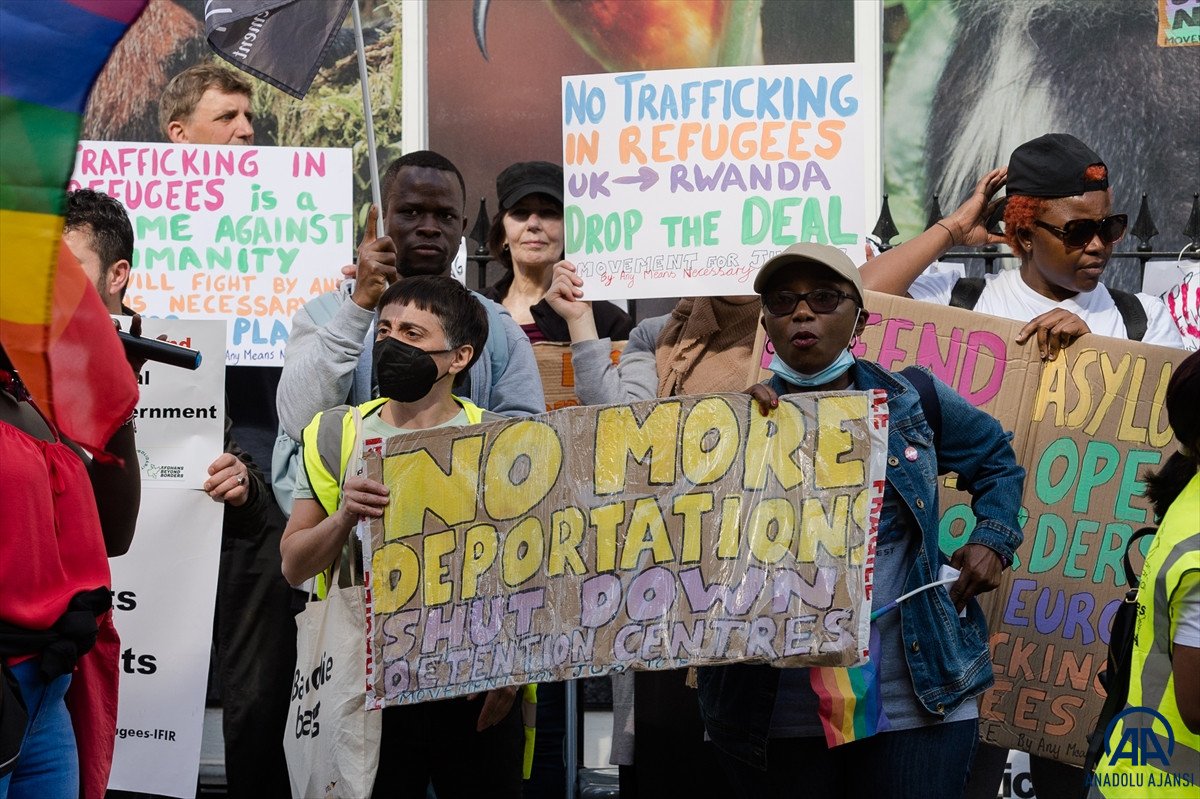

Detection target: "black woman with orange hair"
[861, 133, 1183, 357]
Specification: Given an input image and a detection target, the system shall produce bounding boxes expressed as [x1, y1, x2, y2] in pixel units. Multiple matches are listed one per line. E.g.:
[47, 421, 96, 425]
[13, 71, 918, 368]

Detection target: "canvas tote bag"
[283, 406, 381, 798]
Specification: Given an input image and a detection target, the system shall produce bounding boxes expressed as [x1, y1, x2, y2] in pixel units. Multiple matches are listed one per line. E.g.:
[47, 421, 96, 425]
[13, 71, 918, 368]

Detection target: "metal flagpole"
[565, 679, 579, 799]
[351, 0, 386, 237]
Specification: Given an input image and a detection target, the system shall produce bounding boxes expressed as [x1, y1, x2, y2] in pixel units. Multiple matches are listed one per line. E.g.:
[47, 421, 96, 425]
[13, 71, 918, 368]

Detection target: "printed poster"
[113, 316, 227, 488]
[107, 319, 225, 798]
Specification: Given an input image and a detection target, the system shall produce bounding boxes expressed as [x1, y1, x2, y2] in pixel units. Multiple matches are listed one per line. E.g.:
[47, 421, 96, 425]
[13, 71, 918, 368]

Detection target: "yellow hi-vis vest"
[300, 396, 536, 778]
[1091, 474, 1200, 798]
[302, 395, 486, 517]
[302, 396, 486, 593]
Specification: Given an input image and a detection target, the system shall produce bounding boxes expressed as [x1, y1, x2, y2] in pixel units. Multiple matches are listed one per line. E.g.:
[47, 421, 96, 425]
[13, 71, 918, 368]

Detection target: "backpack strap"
[899, 365, 942, 454]
[1122, 526, 1156, 588]
[1082, 525, 1157, 786]
[472, 291, 513, 401]
[949, 277, 985, 310]
[1109, 289, 1148, 342]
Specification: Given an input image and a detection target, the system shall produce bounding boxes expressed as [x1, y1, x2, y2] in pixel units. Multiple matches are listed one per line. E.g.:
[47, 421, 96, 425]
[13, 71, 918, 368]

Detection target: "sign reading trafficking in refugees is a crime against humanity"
[70, 141, 353, 366]
[362, 392, 888, 707]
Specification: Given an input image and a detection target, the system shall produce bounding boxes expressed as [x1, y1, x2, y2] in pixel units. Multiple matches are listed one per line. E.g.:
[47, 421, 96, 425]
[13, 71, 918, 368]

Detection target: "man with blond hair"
[156, 65, 292, 797]
[160, 63, 255, 145]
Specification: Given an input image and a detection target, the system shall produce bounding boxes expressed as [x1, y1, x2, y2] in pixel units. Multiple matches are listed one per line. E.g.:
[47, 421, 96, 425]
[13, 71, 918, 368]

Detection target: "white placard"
[112, 317, 227, 489]
[107, 491, 224, 798]
[562, 63, 874, 300]
[106, 319, 225, 797]
[1142, 258, 1197, 299]
[72, 142, 354, 366]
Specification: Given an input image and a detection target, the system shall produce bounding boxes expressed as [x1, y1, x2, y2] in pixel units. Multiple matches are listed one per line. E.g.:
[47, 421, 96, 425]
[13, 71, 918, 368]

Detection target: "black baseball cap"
[496, 161, 563, 210]
[1006, 134, 1108, 198]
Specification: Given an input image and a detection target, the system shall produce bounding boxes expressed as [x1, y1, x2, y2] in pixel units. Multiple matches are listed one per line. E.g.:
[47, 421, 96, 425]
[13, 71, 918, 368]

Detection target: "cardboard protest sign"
[562, 64, 873, 300]
[532, 341, 626, 410]
[70, 142, 353, 365]
[362, 392, 888, 707]
[839, 292, 1187, 766]
[107, 319, 225, 798]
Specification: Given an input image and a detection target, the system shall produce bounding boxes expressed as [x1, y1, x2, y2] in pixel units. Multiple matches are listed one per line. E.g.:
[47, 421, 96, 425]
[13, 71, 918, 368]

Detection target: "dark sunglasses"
[763, 288, 856, 316]
[1034, 214, 1127, 249]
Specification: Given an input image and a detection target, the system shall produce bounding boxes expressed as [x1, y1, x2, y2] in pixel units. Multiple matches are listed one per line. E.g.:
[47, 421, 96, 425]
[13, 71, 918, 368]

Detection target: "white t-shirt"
[909, 267, 1185, 348]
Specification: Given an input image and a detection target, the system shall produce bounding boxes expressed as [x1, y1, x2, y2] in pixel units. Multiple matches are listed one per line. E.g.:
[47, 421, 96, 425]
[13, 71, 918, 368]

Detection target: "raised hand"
[940, 168, 1009, 249]
[350, 205, 398, 311]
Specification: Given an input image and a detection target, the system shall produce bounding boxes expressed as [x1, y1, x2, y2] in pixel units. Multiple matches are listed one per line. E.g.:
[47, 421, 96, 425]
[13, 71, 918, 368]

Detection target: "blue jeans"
[716, 719, 978, 799]
[0, 660, 77, 799]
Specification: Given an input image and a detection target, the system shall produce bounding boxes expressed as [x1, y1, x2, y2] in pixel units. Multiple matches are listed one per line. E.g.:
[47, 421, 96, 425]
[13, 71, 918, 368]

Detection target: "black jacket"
[481, 284, 634, 343]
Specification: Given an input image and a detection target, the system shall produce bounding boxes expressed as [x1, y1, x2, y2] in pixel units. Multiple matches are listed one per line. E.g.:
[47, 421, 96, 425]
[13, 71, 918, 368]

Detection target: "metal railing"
[869, 192, 1200, 288]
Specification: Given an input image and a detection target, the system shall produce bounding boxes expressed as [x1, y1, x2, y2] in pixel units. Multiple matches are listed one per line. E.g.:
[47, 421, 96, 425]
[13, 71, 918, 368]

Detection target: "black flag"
[205, 0, 353, 99]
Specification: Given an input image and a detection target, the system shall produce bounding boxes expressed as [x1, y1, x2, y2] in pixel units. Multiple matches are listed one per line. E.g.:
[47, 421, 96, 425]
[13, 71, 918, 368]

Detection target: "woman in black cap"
[482, 166, 632, 798]
[483, 161, 633, 343]
[862, 135, 1184, 796]
[861, 133, 1183, 356]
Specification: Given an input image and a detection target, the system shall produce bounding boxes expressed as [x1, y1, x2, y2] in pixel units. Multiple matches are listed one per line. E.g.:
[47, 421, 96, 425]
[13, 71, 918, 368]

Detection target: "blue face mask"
[767, 305, 860, 387]
[768, 348, 856, 388]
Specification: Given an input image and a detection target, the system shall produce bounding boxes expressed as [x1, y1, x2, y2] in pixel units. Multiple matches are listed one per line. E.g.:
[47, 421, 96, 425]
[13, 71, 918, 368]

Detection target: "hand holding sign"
[545, 260, 600, 341]
[1015, 308, 1090, 362]
[204, 452, 251, 508]
[474, 686, 520, 732]
[351, 205, 398, 311]
[337, 474, 389, 521]
[745, 381, 781, 415]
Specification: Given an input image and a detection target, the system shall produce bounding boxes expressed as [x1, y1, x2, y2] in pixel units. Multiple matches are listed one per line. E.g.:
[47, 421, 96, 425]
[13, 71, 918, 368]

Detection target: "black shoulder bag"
[1080, 526, 1157, 793]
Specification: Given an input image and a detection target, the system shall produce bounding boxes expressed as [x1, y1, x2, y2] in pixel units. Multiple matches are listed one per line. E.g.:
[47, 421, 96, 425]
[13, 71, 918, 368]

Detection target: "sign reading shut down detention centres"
[363, 392, 889, 707]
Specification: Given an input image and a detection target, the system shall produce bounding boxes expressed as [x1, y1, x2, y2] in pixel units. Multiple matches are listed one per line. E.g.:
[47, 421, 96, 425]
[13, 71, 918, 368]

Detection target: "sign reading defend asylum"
[847, 292, 1187, 766]
[362, 392, 888, 707]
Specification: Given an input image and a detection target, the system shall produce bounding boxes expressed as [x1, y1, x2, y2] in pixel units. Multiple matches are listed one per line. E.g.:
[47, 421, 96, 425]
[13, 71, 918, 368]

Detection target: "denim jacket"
[696, 360, 1025, 769]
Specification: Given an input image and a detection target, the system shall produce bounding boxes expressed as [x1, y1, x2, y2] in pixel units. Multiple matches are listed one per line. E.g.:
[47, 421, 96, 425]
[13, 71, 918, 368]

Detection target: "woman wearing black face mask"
[372, 335, 456, 403]
[280, 277, 528, 799]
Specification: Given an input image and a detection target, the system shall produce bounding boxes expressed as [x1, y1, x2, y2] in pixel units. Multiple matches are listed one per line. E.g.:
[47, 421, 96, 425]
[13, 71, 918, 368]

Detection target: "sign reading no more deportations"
[362, 391, 889, 707]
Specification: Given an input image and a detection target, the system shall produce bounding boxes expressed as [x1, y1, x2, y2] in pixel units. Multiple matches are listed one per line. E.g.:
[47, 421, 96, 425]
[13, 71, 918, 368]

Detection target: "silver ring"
[236, 475, 246, 486]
